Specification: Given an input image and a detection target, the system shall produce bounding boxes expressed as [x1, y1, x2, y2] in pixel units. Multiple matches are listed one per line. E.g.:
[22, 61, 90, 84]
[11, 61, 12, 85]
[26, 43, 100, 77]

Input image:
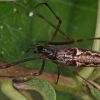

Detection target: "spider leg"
[0, 57, 42, 69]
[34, 59, 46, 76]
[38, 37, 100, 45]
[56, 64, 60, 84]
[34, 2, 62, 41]
[11, 1, 74, 42]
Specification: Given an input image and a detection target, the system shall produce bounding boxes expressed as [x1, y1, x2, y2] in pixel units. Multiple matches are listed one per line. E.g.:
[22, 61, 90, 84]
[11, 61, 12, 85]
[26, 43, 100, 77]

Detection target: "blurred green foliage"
[0, 0, 98, 100]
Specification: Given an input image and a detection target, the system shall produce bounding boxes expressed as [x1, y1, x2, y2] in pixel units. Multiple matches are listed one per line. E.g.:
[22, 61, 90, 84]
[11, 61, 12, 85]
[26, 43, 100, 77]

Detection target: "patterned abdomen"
[56, 47, 100, 67]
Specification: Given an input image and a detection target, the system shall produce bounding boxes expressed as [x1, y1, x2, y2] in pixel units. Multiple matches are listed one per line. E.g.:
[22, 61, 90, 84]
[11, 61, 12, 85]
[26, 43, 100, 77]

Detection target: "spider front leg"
[0, 57, 42, 69]
[34, 2, 62, 41]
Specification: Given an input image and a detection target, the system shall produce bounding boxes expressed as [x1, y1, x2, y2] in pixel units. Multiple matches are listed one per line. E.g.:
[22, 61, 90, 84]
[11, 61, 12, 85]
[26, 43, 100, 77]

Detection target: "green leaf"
[14, 78, 56, 100]
[88, 83, 100, 100]
[1, 79, 30, 100]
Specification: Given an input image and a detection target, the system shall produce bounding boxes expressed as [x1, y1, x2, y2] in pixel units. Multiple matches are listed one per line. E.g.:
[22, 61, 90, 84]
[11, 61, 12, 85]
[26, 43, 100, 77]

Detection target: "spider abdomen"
[56, 47, 100, 67]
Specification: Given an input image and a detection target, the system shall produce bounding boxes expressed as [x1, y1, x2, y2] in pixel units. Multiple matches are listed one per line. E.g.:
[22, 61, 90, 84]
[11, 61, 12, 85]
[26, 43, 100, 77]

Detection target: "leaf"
[88, 83, 100, 100]
[1, 79, 31, 100]
[14, 78, 56, 100]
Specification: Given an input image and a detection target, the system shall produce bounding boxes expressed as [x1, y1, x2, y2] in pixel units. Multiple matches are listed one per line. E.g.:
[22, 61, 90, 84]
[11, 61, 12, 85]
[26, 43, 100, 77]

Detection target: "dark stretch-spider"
[0, 2, 100, 84]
